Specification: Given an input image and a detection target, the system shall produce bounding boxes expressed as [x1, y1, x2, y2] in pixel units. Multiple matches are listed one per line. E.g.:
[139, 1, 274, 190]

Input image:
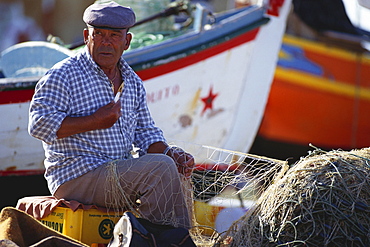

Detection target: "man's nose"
[101, 35, 113, 44]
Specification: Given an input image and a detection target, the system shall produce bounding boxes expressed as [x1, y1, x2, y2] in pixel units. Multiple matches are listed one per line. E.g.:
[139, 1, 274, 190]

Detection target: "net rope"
[103, 142, 287, 246]
[222, 147, 370, 246]
[103, 145, 370, 246]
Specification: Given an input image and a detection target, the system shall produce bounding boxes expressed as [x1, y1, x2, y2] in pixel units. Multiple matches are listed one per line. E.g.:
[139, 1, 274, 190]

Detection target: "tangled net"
[104, 142, 288, 246]
[189, 145, 287, 202]
[224, 147, 370, 247]
[176, 143, 288, 246]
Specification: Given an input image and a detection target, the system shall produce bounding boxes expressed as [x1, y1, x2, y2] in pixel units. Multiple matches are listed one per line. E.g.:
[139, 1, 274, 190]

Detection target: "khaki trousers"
[54, 154, 192, 228]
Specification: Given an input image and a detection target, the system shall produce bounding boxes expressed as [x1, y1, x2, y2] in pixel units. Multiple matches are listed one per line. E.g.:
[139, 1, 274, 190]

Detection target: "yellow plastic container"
[194, 200, 224, 236]
[40, 206, 123, 246]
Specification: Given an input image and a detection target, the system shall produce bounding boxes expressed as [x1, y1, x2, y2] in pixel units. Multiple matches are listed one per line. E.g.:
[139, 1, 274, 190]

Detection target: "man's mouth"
[99, 52, 114, 57]
[98, 49, 114, 55]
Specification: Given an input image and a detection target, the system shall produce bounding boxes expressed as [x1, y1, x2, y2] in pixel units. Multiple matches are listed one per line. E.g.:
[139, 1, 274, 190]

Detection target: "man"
[29, 1, 194, 229]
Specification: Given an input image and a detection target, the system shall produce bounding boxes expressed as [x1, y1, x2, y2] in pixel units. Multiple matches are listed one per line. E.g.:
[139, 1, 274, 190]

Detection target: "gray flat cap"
[83, 1, 136, 30]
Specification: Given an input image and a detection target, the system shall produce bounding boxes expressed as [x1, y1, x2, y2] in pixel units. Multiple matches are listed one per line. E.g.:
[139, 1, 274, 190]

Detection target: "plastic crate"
[40, 206, 122, 246]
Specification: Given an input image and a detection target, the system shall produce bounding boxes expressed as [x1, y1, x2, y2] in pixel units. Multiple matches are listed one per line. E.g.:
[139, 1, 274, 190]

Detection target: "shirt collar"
[83, 46, 102, 73]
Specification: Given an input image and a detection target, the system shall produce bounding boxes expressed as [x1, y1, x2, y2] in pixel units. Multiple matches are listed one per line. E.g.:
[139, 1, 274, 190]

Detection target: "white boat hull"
[0, 0, 292, 174]
[0, 103, 44, 173]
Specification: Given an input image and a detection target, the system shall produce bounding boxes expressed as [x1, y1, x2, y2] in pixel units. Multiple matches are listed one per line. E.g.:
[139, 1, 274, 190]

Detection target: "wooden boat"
[250, 0, 370, 161]
[0, 0, 292, 175]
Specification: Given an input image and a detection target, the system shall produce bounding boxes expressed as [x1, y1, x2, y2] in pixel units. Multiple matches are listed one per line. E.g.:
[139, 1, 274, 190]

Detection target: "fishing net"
[223, 147, 370, 247]
[104, 153, 193, 229]
[185, 144, 287, 246]
[103, 142, 287, 246]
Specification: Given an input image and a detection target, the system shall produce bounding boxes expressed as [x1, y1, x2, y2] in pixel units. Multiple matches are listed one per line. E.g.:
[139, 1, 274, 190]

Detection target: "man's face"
[83, 27, 132, 69]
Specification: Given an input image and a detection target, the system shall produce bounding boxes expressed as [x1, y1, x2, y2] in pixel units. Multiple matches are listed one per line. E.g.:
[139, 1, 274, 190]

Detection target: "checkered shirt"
[28, 47, 166, 194]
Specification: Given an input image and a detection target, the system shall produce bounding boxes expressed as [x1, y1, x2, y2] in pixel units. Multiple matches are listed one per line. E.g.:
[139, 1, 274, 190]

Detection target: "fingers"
[173, 150, 195, 179]
[163, 146, 195, 178]
[93, 100, 122, 129]
[176, 164, 192, 178]
[112, 100, 122, 117]
[105, 100, 121, 114]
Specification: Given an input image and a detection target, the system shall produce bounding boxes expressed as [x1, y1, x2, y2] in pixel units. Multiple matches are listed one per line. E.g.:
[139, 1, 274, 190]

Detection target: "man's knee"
[142, 153, 177, 173]
[147, 153, 175, 164]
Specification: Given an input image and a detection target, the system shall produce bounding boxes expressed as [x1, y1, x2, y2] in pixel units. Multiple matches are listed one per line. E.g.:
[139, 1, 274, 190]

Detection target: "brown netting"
[103, 142, 288, 246]
[102, 143, 370, 246]
[223, 147, 370, 247]
[168, 143, 288, 246]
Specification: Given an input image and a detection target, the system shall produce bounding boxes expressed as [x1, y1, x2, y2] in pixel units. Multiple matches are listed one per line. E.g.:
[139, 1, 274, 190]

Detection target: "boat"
[250, 0, 370, 161]
[0, 0, 291, 176]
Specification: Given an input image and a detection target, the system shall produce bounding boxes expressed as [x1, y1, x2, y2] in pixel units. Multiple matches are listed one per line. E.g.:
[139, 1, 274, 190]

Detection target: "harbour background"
[0, 0, 274, 210]
[1, 0, 370, 211]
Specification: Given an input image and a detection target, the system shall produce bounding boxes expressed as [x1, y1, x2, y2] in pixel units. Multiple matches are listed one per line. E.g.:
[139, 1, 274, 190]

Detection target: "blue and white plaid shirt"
[29, 47, 166, 194]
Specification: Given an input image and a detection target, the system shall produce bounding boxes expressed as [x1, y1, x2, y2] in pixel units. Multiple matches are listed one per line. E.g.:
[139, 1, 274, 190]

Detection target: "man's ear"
[124, 33, 132, 50]
[83, 28, 89, 44]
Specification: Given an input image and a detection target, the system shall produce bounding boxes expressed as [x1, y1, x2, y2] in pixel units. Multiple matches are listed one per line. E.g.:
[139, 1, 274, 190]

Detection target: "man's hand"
[167, 147, 195, 179]
[57, 100, 121, 138]
[147, 142, 195, 178]
[92, 101, 122, 129]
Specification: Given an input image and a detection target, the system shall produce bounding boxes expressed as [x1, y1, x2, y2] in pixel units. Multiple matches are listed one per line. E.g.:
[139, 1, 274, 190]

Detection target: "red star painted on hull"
[201, 86, 218, 116]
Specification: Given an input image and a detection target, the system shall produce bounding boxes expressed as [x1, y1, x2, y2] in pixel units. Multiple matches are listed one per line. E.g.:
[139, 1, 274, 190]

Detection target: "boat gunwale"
[124, 5, 267, 65]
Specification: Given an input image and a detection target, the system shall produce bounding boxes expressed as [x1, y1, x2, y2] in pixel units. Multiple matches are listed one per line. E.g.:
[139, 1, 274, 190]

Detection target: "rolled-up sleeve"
[28, 70, 70, 144]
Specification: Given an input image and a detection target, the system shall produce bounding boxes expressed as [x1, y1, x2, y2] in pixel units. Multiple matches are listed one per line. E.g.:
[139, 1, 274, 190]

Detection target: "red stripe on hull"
[0, 89, 34, 105]
[0, 169, 44, 176]
[0, 29, 259, 105]
[137, 28, 260, 80]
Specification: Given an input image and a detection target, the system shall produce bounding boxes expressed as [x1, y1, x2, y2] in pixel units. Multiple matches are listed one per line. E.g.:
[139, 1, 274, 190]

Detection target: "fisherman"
[28, 1, 194, 229]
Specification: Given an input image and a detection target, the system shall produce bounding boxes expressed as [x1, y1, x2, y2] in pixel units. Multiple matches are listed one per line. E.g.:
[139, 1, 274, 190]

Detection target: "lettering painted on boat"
[147, 84, 180, 103]
[40, 220, 63, 233]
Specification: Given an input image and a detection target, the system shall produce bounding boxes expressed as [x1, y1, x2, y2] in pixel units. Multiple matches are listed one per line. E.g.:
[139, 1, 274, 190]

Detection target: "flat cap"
[83, 1, 136, 30]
